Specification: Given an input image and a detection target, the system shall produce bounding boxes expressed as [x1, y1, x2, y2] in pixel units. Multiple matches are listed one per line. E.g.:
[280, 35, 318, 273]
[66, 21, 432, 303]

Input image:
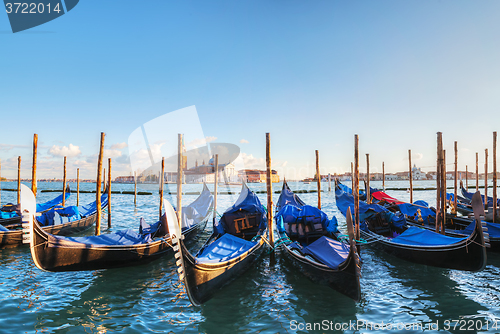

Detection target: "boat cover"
[47, 229, 152, 248]
[196, 233, 256, 263]
[337, 182, 367, 197]
[276, 183, 305, 212]
[181, 184, 213, 229]
[37, 206, 80, 226]
[391, 226, 467, 246]
[0, 225, 8, 231]
[0, 191, 71, 219]
[293, 236, 349, 270]
[275, 204, 339, 234]
[36, 191, 71, 212]
[0, 211, 17, 219]
[335, 187, 406, 228]
[455, 220, 500, 238]
[461, 187, 497, 207]
[78, 193, 109, 217]
[215, 183, 266, 234]
[397, 203, 435, 224]
[371, 191, 405, 205]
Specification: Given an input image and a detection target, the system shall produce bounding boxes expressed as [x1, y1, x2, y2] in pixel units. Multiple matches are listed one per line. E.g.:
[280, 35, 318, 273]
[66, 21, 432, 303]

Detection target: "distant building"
[238, 169, 280, 183]
[115, 176, 135, 183]
[411, 164, 427, 180]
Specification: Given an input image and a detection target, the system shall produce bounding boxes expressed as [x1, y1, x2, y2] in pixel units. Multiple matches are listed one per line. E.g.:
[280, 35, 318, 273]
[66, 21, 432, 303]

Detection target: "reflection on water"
[0, 181, 499, 333]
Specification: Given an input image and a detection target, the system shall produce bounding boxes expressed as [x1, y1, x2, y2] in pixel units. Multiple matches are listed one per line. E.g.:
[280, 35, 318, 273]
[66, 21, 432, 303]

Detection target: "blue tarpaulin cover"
[391, 226, 467, 246]
[48, 229, 152, 248]
[298, 236, 350, 270]
[0, 211, 17, 219]
[197, 233, 256, 263]
[0, 225, 8, 231]
[397, 203, 435, 224]
[36, 191, 71, 212]
[456, 220, 500, 238]
[78, 193, 109, 217]
[275, 204, 339, 233]
[215, 183, 267, 234]
[335, 187, 406, 229]
[276, 183, 305, 212]
[37, 206, 80, 226]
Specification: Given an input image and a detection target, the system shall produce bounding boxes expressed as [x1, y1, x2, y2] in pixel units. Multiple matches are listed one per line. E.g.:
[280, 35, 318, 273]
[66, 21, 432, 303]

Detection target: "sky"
[1, 1, 500, 180]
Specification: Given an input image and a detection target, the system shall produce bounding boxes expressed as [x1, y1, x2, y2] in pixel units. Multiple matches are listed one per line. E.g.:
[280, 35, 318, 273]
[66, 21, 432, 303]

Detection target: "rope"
[337, 234, 368, 244]
[266, 236, 292, 254]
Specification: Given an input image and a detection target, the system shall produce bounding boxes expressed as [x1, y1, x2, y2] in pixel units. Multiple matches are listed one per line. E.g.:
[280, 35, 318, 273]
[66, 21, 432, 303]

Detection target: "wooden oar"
[471, 191, 490, 248]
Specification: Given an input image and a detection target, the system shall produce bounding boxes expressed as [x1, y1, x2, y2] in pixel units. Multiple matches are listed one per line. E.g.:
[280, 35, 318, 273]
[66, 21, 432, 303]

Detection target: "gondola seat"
[196, 233, 256, 263]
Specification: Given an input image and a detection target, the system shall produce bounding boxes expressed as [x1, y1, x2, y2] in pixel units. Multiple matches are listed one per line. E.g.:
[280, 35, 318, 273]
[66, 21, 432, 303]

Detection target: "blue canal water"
[0, 180, 499, 333]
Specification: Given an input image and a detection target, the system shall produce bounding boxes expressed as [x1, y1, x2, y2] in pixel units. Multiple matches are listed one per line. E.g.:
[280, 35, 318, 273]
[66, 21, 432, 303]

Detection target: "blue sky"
[1, 1, 500, 179]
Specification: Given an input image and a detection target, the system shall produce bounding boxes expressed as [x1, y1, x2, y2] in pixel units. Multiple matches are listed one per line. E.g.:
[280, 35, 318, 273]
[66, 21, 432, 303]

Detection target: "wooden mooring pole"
[62, 156, 67, 207]
[213, 154, 219, 223]
[441, 149, 446, 234]
[95, 132, 105, 236]
[354, 135, 360, 253]
[485, 149, 489, 210]
[17, 156, 21, 204]
[476, 152, 479, 192]
[108, 158, 112, 228]
[177, 134, 183, 228]
[466, 165, 468, 191]
[76, 168, 80, 206]
[134, 171, 137, 206]
[493, 132, 497, 224]
[366, 154, 370, 204]
[436, 132, 443, 233]
[408, 150, 413, 204]
[316, 150, 321, 209]
[266, 133, 274, 249]
[31, 134, 37, 198]
[382, 162, 385, 191]
[159, 157, 165, 220]
[453, 141, 458, 215]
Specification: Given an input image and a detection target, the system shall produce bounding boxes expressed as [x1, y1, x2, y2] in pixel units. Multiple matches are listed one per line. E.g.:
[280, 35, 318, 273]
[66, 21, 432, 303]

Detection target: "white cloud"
[240, 152, 265, 169]
[110, 142, 127, 150]
[205, 136, 217, 143]
[240, 139, 249, 144]
[186, 136, 217, 150]
[48, 144, 81, 157]
[104, 149, 122, 159]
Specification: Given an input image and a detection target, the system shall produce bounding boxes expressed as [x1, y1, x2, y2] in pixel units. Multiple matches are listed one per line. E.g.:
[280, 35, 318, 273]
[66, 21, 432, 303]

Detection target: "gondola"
[169, 183, 267, 306]
[0, 187, 71, 227]
[28, 184, 212, 271]
[275, 181, 361, 301]
[335, 183, 487, 272]
[0, 187, 96, 248]
[368, 186, 499, 251]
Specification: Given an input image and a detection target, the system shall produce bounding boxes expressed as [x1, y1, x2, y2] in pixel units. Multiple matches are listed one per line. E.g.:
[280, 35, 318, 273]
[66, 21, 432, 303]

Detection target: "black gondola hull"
[180, 237, 265, 305]
[281, 237, 361, 301]
[31, 217, 206, 272]
[0, 209, 99, 248]
[360, 226, 487, 271]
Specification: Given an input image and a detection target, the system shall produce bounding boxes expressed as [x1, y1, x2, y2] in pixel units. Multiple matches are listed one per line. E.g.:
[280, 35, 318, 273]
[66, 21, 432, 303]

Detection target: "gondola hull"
[0, 210, 99, 248]
[30, 218, 206, 272]
[359, 226, 486, 271]
[279, 232, 361, 301]
[180, 237, 265, 305]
